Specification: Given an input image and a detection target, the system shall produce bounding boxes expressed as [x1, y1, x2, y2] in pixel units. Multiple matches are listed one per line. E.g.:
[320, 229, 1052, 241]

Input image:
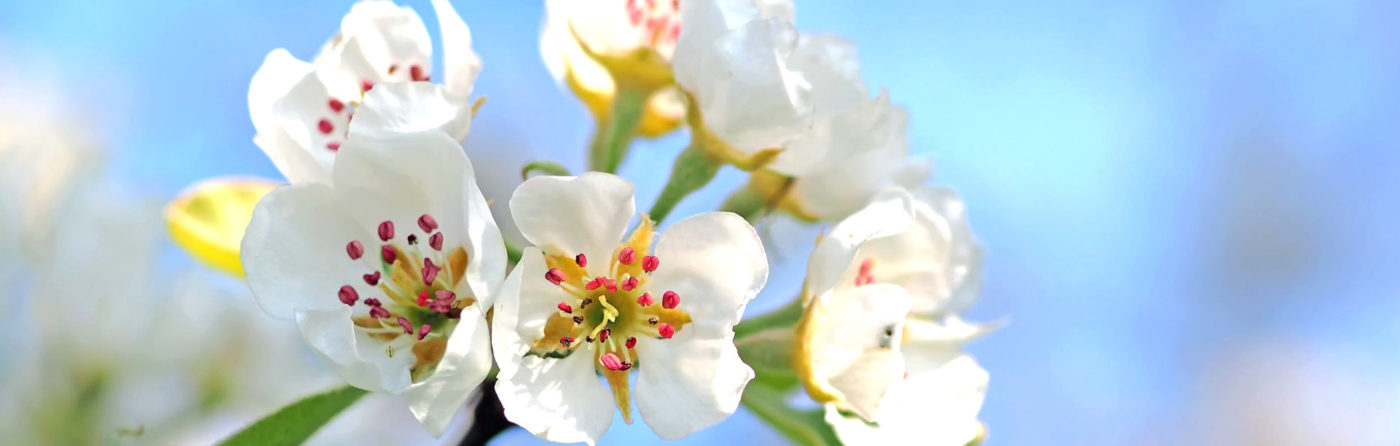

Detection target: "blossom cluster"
[167, 0, 994, 444]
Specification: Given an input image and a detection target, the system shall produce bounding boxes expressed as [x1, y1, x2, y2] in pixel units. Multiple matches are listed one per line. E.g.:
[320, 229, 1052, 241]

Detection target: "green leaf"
[741, 383, 842, 446]
[647, 145, 721, 224]
[520, 161, 572, 180]
[219, 385, 368, 446]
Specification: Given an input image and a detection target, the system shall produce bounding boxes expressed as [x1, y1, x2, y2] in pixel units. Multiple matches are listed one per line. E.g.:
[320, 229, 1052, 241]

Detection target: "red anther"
[625, 337, 636, 349]
[364, 298, 382, 307]
[326, 142, 341, 151]
[621, 276, 638, 291]
[662, 291, 680, 309]
[558, 302, 573, 314]
[369, 306, 391, 318]
[429, 232, 443, 251]
[397, 316, 413, 334]
[560, 337, 574, 347]
[417, 290, 431, 306]
[422, 260, 439, 286]
[363, 271, 381, 286]
[328, 98, 345, 112]
[658, 323, 675, 339]
[417, 324, 432, 340]
[361, 79, 374, 92]
[346, 240, 364, 259]
[618, 247, 636, 265]
[446, 308, 462, 318]
[599, 328, 611, 343]
[418, 214, 438, 232]
[410, 65, 427, 82]
[642, 256, 659, 272]
[545, 268, 566, 285]
[585, 277, 602, 290]
[381, 245, 397, 264]
[859, 258, 875, 275]
[435, 289, 456, 302]
[317, 119, 333, 134]
[602, 278, 617, 291]
[600, 352, 629, 371]
[338, 285, 358, 306]
[637, 292, 654, 306]
[377, 221, 395, 241]
[575, 253, 587, 267]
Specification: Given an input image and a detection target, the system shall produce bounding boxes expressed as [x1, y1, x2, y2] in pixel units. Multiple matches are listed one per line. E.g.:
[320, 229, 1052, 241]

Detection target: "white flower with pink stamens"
[492, 173, 768, 444]
[248, 0, 482, 184]
[240, 129, 504, 436]
[798, 187, 989, 445]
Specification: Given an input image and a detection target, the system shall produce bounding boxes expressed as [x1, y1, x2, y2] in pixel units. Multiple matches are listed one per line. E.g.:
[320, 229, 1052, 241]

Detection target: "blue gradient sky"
[3, 0, 1399, 444]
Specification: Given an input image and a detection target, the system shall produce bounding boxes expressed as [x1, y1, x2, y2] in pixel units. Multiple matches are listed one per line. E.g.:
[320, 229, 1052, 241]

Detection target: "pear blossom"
[493, 173, 768, 443]
[672, 0, 820, 173]
[248, 0, 482, 184]
[798, 188, 989, 444]
[539, 0, 686, 136]
[241, 129, 504, 436]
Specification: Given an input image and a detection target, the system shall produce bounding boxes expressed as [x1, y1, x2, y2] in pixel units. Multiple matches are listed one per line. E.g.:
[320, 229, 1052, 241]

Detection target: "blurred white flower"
[540, 0, 686, 136]
[248, 0, 482, 184]
[493, 173, 767, 444]
[797, 188, 989, 445]
[241, 129, 504, 436]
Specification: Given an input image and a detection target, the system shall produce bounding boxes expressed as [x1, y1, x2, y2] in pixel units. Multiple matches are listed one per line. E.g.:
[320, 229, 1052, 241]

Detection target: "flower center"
[312, 62, 430, 152]
[337, 213, 475, 382]
[526, 216, 691, 423]
[624, 0, 681, 50]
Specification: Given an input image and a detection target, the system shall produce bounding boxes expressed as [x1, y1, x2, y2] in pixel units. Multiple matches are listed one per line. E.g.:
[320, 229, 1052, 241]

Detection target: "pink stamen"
[317, 119, 333, 134]
[381, 245, 397, 264]
[338, 285, 358, 306]
[599, 328, 611, 344]
[545, 268, 566, 285]
[637, 292, 654, 306]
[575, 253, 587, 267]
[558, 302, 573, 314]
[361, 79, 374, 92]
[417, 290, 431, 307]
[377, 221, 395, 241]
[429, 232, 443, 251]
[623, 276, 639, 291]
[600, 352, 630, 371]
[436, 289, 456, 303]
[585, 277, 602, 290]
[410, 65, 427, 82]
[346, 240, 364, 259]
[418, 214, 438, 232]
[326, 142, 341, 151]
[417, 324, 431, 340]
[618, 247, 636, 265]
[662, 291, 680, 309]
[602, 277, 617, 291]
[328, 98, 345, 112]
[658, 323, 675, 339]
[642, 256, 659, 272]
[625, 337, 637, 349]
[397, 316, 413, 334]
[363, 271, 381, 286]
[369, 306, 391, 319]
[422, 258, 439, 285]
[364, 298, 382, 307]
[560, 337, 574, 347]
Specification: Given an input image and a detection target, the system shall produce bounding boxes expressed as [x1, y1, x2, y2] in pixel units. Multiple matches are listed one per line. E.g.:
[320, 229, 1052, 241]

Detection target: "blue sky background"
[3, 0, 1399, 444]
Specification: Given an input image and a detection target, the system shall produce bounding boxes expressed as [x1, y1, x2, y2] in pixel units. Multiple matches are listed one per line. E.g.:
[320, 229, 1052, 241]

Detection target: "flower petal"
[165, 177, 279, 277]
[647, 212, 768, 333]
[805, 188, 914, 297]
[241, 183, 367, 319]
[791, 93, 929, 220]
[331, 130, 505, 306]
[349, 82, 473, 142]
[802, 283, 912, 421]
[509, 173, 635, 261]
[493, 248, 614, 444]
[826, 345, 987, 445]
[249, 49, 340, 184]
[860, 187, 981, 315]
[430, 0, 483, 97]
[317, 0, 433, 92]
[249, 49, 311, 133]
[402, 304, 493, 437]
[296, 307, 414, 393]
[633, 328, 754, 440]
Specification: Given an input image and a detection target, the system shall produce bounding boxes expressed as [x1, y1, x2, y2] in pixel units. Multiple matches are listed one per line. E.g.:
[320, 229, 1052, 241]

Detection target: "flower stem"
[647, 145, 721, 224]
[740, 384, 841, 446]
[733, 296, 805, 339]
[587, 87, 648, 173]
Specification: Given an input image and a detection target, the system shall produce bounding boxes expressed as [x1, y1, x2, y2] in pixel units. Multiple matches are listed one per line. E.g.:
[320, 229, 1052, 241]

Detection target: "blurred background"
[2, 0, 1398, 444]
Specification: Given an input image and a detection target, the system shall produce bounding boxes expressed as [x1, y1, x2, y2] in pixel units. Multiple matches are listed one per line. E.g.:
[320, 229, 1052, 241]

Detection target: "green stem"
[647, 145, 721, 224]
[734, 296, 805, 339]
[587, 87, 648, 173]
[719, 184, 768, 223]
[505, 239, 523, 265]
[740, 384, 841, 446]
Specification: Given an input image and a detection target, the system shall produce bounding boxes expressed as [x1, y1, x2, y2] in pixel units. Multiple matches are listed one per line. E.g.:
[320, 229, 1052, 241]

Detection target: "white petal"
[249, 49, 343, 184]
[790, 34, 866, 118]
[430, 0, 483, 97]
[805, 283, 912, 421]
[492, 248, 614, 444]
[827, 345, 987, 445]
[349, 82, 473, 142]
[249, 49, 312, 133]
[805, 188, 914, 297]
[332, 130, 505, 306]
[253, 125, 333, 185]
[508, 173, 635, 260]
[860, 187, 981, 315]
[317, 0, 433, 90]
[402, 304, 493, 437]
[791, 93, 929, 220]
[648, 212, 768, 332]
[241, 183, 366, 319]
[296, 307, 413, 393]
[904, 316, 1002, 345]
[634, 331, 753, 440]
